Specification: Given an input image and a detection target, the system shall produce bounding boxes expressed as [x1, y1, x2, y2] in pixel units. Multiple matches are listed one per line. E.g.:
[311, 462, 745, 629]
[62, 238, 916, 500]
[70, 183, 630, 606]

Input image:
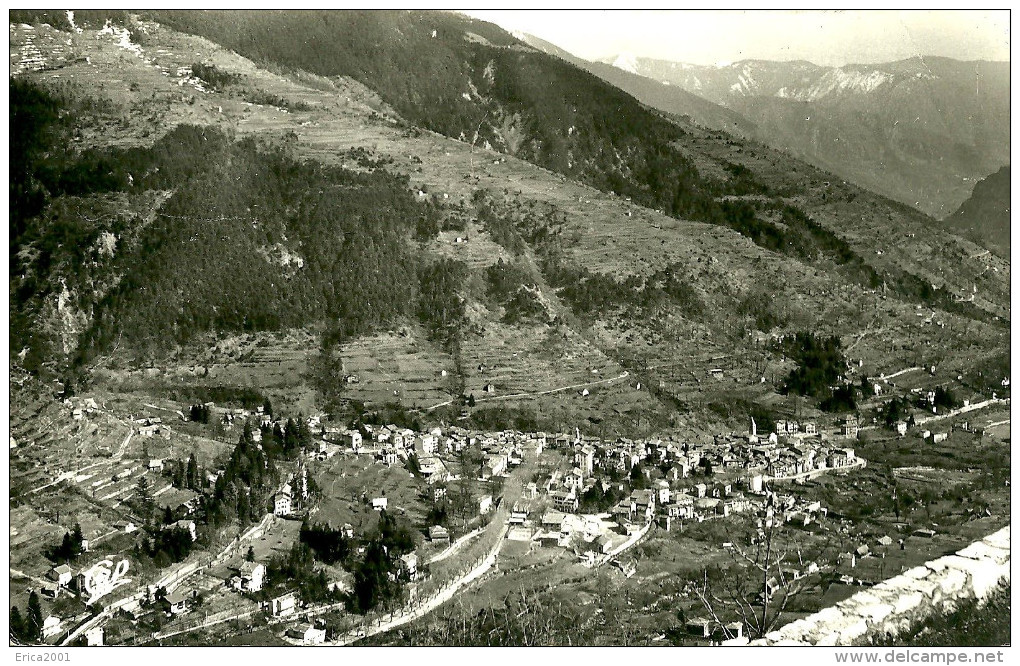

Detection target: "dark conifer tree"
[26, 591, 43, 641]
[186, 454, 199, 490]
[10, 605, 27, 643]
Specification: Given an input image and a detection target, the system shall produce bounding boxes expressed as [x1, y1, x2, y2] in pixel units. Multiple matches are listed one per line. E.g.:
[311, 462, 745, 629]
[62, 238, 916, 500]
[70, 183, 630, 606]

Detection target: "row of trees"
[141, 525, 196, 567]
[203, 425, 281, 529]
[189, 404, 211, 423]
[259, 417, 313, 459]
[168, 454, 201, 491]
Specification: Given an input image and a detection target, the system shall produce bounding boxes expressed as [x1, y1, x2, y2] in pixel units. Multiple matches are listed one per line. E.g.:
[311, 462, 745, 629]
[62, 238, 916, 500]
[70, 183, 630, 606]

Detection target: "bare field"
[337, 330, 458, 409]
[16, 17, 1008, 433]
[310, 453, 429, 536]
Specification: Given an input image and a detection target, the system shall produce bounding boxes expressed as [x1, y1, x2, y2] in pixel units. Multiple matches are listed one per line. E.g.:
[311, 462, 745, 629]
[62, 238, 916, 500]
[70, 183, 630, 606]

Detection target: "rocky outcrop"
[750, 526, 1010, 646]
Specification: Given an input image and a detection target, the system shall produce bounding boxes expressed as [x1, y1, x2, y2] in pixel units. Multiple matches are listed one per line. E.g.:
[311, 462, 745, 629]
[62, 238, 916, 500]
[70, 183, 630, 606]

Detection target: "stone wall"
[750, 525, 1010, 646]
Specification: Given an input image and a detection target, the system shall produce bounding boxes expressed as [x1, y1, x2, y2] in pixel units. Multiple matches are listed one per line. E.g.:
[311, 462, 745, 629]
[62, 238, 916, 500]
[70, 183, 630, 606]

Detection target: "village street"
[10, 567, 56, 591]
[912, 397, 1010, 427]
[879, 366, 922, 381]
[428, 526, 483, 564]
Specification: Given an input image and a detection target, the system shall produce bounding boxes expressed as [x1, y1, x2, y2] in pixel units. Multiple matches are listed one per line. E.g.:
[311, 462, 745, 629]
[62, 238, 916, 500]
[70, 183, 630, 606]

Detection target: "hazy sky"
[462, 10, 1010, 67]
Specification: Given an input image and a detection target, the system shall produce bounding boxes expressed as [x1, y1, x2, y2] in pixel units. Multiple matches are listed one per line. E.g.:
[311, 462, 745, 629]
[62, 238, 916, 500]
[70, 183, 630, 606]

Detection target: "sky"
[462, 10, 1010, 67]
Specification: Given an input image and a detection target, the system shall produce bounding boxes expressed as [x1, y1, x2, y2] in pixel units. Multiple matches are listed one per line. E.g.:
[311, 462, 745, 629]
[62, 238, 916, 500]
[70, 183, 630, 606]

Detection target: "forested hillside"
[9, 12, 1007, 425]
[10, 79, 463, 369]
[147, 10, 730, 222]
[135, 11, 996, 317]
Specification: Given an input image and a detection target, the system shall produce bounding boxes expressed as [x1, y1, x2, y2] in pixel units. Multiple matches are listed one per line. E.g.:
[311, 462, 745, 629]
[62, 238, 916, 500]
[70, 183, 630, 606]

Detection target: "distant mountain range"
[589, 54, 1009, 219]
[515, 33, 757, 137]
[941, 166, 1010, 258]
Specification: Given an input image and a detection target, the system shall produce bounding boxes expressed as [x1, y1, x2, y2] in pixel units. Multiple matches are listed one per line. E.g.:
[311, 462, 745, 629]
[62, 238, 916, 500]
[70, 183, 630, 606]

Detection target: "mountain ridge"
[584, 51, 1010, 218]
[940, 166, 1011, 259]
[8, 12, 1009, 438]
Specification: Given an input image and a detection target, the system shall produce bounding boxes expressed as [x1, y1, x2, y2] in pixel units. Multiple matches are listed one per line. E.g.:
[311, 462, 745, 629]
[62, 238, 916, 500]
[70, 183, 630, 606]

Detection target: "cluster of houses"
[276, 415, 866, 547]
[66, 397, 99, 421]
[532, 419, 862, 513]
[217, 403, 274, 430]
[34, 564, 106, 644]
[134, 415, 171, 438]
[314, 422, 538, 484]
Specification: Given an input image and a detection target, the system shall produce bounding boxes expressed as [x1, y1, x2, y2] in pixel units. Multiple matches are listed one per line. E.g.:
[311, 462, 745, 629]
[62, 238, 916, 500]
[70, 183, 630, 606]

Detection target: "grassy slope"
[9, 16, 1009, 441]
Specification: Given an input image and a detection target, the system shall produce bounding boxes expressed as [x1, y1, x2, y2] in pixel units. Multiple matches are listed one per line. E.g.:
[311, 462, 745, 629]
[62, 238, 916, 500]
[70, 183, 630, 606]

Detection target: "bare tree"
[693, 492, 842, 641]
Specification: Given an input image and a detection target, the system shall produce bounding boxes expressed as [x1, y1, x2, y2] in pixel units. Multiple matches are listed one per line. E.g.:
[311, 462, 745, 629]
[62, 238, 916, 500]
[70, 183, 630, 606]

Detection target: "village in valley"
[10, 351, 1010, 647]
[7, 10, 1010, 650]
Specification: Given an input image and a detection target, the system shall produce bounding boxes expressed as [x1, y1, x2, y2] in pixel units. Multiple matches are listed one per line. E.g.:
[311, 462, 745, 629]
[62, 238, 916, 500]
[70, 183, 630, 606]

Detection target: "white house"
[345, 430, 363, 451]
[274, 492, 292, 516]
[163, 589, 190, 615]
[270, 592, 296, 617]
[657, 481, 671, 505]
[42, 615, 62, 639]
[84, 626, 104, 646]
[564, 468, 584, 490]
[49, 564, 73, 587]
[237, 562, 266, 593]
[399, 553, 419, 581]
[418, 433, 437, 454]
[287, 624, 326, 645]
[371, 496, 388, 511]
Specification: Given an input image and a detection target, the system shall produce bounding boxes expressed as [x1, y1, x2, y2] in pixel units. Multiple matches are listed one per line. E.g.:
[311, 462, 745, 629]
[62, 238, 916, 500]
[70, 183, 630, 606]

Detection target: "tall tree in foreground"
[186, 453, 199, 490]
[26, 591, 43, 642]
[10, 605, 27, 643]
